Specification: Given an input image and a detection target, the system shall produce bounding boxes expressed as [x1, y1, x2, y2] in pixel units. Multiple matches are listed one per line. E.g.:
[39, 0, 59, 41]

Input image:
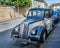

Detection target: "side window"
[45, 10, 49, 18]
[28, 11, 32, 16]
[50, 10, 53, 16]
[33, 11, 36, 16]
[37, 10, 41, 15]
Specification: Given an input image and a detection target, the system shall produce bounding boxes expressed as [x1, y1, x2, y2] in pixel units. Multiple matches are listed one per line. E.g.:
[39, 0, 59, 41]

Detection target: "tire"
[37, 28, 47, 44]
[27, 42, 32, 45]
[52, 22, 55, 28]
[27, 42, 30, 45]
[40, 29, 47, 43]
[57, 18, 59, 23]
[26, 39, 31, 45]
[55, 18, 59, 23]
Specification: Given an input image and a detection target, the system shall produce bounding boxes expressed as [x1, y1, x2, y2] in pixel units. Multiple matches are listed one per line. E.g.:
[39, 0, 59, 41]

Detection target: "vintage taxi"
[11, 8, 54, 44]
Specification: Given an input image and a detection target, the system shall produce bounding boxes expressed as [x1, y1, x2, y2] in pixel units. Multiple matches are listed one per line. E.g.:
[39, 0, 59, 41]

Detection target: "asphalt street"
[41, 22, 60, 48]
[0, 29, 38, 48]
[0, 22, 60, 48]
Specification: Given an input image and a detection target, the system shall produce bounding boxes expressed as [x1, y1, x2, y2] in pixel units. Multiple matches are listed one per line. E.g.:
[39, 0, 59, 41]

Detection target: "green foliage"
[0, 0, 32, 7]
[19, 0, 32, 7]
[4, 0, 12, 5]
[0, 0, 4, 5]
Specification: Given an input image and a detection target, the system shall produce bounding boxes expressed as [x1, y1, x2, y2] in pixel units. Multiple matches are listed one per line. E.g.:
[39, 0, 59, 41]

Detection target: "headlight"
[15, 27, 19, 32]
[31, 30, 36, 35]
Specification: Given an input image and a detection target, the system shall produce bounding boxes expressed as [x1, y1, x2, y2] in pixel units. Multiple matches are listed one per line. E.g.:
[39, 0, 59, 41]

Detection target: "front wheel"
[37, 30, 47, 45]
[42, 32, 46, 42]
[40, 29, 47, 43]
[37, 29, 47, 44]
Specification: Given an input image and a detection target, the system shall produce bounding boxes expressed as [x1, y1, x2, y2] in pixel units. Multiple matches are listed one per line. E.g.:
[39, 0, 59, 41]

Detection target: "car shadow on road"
[9, 39, 41, 48]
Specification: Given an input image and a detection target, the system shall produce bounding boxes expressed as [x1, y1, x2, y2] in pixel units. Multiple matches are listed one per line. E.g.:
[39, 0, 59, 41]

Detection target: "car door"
[44, 10, 53, 33]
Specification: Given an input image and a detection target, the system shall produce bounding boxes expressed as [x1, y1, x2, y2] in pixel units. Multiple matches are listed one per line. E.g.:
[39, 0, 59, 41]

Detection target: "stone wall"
[0, 6, 29, 22]
[19, 7, 30, 16]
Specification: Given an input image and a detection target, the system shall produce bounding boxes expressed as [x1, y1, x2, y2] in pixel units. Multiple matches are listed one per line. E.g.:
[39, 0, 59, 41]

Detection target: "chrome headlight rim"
[14, 24, 20, 32]
[31, 30, 36, 35]
[15, 27, 19, 32]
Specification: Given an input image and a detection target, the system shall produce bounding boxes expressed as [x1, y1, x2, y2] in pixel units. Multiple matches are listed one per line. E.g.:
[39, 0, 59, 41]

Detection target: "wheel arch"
[37, 26, 47, 42]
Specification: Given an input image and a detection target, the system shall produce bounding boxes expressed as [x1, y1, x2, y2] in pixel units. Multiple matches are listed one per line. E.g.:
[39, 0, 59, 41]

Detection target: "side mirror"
[24, 15, 26, 17]
[45, 14, 52, 18]
[50, 10, 53, 16]
[48, 13, 52, 18]
[49, 13, 53, 16]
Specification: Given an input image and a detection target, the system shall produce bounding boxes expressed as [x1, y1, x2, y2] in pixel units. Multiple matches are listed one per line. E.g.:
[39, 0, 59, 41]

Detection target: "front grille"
[13, 35, 20, 38]
[11, 32, 20, 38]
[30, 37, 38, 41]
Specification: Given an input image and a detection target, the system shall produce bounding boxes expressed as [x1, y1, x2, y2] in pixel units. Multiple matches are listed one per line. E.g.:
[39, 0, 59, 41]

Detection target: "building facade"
[50, 3, 60, 11]
[31, 0, 48, 8]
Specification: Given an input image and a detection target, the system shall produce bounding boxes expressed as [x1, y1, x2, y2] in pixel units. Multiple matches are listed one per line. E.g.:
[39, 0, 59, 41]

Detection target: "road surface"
[0, 17, 38, 48]
[0, 20, 60, 48]
[41, 22, 60, 48]
[0, 29, 38, 48]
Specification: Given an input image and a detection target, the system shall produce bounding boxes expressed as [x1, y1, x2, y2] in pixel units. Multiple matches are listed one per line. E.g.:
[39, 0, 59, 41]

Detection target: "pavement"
[0, 18, 60, 48]
[0, 17, 25, 32]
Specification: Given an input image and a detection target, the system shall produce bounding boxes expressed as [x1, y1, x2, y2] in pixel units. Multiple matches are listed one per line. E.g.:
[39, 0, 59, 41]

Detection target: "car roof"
[29, 8, 52, 11]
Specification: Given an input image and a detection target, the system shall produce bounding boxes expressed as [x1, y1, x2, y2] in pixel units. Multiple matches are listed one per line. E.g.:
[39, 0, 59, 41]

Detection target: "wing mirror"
[24, 15, 26, 17]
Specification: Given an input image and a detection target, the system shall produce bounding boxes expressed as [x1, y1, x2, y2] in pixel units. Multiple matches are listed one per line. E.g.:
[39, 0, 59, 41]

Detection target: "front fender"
[29, 26, 45, 41]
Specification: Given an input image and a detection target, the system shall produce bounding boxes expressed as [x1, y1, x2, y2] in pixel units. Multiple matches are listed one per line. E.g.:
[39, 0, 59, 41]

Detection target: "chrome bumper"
[10, 36, 38, 44]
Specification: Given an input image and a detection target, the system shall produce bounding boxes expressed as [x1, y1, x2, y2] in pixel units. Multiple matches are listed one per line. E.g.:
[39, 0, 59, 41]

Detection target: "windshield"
[28, 9, 44, 17]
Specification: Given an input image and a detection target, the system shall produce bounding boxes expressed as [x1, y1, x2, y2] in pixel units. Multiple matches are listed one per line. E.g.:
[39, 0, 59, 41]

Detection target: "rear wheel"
[27, 42, 30, 45]
[54, 18, 59, 23]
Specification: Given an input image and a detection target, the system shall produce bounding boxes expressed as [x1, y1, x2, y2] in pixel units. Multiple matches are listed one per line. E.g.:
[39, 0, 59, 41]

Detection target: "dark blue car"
[11, 8, 54, 44]
[57, 9, 60, 19]
[53, 9, 60, 23]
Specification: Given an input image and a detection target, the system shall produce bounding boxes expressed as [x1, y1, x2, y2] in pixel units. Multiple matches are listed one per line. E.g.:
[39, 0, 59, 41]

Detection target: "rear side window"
[45, 10, 49, 16]
[50, 10, 53, 16]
